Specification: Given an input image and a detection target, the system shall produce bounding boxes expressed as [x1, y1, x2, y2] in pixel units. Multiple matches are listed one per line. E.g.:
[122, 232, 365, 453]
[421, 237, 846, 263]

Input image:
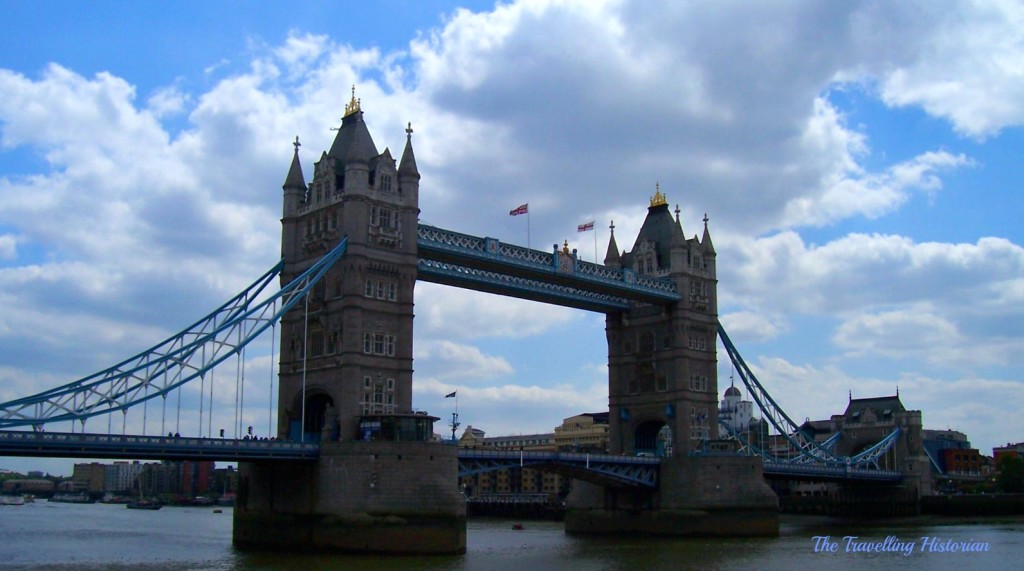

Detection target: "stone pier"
[234, 441, 466, 554]
[565, 456, 778, 536]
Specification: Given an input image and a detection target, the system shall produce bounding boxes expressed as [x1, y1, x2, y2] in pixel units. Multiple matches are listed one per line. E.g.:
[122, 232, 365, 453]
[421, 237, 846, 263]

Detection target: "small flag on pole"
[445, 391, 457, 398]
[509, 204, 528, 216]
[577, 220, 595, 232]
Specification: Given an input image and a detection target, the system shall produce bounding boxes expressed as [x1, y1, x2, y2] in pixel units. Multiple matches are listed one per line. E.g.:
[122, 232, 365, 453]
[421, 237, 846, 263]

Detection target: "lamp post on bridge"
[446, 390, 459, 442]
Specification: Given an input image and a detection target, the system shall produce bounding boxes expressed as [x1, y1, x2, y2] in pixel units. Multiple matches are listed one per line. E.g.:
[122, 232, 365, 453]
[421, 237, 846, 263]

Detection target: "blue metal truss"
[417, 258, 631, 312]
[417, 225, 680, 307]
[717, 323, 901, 472]
[458, 449, 659, 488]
[0, 238, 348, 430]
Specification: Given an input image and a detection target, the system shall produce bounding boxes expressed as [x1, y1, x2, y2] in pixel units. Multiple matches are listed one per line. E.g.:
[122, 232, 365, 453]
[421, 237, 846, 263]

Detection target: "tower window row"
[305, 211, 339, 236]
[690, 407, 709, 440]
[364, 278, 398, 301]
[688, 335, 708, 351]
[689, 374, 708, 392]
[362, 332, 396, 356]
[361, 375, 395, 415]
[370, 206, 400, 232]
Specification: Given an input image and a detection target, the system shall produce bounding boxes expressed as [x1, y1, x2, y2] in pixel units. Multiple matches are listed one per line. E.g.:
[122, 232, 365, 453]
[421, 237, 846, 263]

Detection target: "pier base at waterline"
[233, 441, 466, 554]
[564, 456, 779, 537]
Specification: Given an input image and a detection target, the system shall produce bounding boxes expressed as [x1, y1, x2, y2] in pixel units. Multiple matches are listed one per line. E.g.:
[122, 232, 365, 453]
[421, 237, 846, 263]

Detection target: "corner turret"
[604, 220, 621, 268]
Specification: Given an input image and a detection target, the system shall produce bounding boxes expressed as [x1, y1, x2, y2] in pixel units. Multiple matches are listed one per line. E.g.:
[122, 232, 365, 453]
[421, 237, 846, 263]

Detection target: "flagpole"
[527, 210, 531, 249]
[594, 223, 598, 263]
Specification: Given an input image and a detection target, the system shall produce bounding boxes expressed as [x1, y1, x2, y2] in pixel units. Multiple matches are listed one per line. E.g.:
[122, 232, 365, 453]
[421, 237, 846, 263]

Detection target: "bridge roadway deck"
[0, 430, 902, 483]
[0, 430, 319, 462]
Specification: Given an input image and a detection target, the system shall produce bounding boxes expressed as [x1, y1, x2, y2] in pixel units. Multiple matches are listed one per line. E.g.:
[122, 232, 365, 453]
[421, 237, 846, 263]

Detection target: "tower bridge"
[0, 93, 923, 554]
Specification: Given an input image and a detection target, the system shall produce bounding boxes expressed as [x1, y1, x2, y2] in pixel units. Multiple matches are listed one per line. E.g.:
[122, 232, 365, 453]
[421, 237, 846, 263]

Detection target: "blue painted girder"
[0, 430, 319, 462]
[417, 225, 680, 311]
[457, 448, 659, 488]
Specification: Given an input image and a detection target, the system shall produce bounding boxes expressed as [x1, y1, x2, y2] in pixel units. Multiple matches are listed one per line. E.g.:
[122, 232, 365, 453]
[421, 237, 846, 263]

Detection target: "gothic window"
[688, 334, 707, 351]
[381, 174, 392, 192]
[315, 184, 322, 203]
[628, 377, 639, 394]
[364, 278, 398, 301]
[362, 332, 396, 356]
[309, 329, 324, 358]
[656, 374, 668, 392]
[639, 331, 655, 354]
[326, 331, 339, 354]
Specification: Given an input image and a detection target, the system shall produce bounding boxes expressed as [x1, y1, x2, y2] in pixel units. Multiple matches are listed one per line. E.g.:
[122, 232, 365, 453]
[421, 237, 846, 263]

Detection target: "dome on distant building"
[724, 386, 741, 397]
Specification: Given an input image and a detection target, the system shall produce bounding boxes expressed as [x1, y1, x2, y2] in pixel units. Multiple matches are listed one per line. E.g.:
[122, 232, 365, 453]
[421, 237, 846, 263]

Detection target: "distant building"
[832, 393, 933, 495]
[104, 461, 143, 494]
[922, 429, 982, 492]
[71, 462, 106, 493]
[2, 479, 54, 495]
[458, 414, 611, 502]
[554, 413, 609, 453]
[993, 441, 1024, 463]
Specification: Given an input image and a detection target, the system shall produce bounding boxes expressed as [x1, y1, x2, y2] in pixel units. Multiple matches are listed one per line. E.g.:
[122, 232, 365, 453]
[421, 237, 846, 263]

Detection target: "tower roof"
[621, 186, 678, 270]
[282, 136, 306, 191]
[327, 87, 379, 165]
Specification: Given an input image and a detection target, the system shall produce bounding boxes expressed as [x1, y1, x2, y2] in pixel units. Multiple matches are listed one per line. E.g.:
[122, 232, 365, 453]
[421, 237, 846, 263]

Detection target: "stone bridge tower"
[278, 90, 421, 442]
[236, 92, 465, 555]
[566, 187, 778, 537]
[604, 187, 720, 456]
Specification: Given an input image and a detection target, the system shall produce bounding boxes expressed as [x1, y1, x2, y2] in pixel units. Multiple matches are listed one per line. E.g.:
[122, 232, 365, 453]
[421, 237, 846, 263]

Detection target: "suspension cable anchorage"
[717, 322, 901, 470]
[0, 238, 348, 429]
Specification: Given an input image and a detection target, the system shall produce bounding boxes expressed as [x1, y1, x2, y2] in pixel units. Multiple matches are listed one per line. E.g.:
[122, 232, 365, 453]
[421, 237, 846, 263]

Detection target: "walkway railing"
[0, 430, 319, 461]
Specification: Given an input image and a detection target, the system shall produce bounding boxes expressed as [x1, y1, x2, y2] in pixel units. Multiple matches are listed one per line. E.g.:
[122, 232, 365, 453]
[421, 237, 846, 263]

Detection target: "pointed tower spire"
[701, 212, 716, 254]
[398, 122, 420, 179]
[283, 135, 307, 191]
[604, 220, 621, 267]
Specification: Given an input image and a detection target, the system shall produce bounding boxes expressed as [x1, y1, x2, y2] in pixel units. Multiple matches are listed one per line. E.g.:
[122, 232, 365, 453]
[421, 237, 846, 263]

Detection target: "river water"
[0, 501, 1019, 570]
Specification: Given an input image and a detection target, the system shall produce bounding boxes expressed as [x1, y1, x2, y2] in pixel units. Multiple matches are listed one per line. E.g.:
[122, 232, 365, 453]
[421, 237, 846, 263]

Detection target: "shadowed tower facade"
[235, 92, 465, 555]
[604, 187, 720, 457]
[278, 90, 421, 442]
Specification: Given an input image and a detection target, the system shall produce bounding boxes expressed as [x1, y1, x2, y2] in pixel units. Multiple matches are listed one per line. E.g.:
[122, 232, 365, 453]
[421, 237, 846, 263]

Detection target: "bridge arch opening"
[634, 420, 673, 457]
[289, 391, 337, 443]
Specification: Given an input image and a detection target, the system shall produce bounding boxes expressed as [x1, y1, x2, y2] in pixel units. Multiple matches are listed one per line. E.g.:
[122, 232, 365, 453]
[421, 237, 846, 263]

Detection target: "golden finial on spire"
[343, 85, 362, 117]
[650, 181, 667, 207]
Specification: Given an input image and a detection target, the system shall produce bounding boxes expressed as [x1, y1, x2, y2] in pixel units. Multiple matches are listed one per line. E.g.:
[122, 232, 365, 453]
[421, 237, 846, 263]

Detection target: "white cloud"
[414, 340, 514, 381]
[720, 311, 783, 343]
[0, 234, 15, 259]
[147, 86, 189, 118]
[416, 283, 580, 339]
[847, 0, 1024, 139]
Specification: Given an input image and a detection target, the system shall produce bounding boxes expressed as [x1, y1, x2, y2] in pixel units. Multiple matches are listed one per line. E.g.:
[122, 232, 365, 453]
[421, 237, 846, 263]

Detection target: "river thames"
[0, 501, 1019, 570]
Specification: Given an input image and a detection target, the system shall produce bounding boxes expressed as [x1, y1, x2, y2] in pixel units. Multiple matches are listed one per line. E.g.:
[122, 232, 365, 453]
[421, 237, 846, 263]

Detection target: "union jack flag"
[509, 203, 528, 216]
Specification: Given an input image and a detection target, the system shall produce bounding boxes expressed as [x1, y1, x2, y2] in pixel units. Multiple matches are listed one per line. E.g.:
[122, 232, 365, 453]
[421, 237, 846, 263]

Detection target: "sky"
[0, 0, 1022, 476]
